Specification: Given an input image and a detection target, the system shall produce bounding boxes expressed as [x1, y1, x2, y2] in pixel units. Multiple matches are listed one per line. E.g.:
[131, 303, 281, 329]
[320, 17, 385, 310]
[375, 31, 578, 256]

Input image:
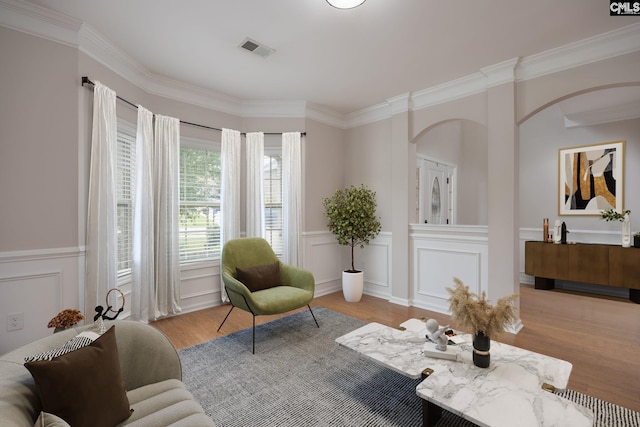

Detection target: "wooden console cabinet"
[524, 241, 640, 303]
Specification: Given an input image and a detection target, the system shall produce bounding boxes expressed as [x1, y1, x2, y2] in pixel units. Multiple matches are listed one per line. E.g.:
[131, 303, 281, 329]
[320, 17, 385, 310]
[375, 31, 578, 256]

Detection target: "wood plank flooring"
[151, 284, 640, 412]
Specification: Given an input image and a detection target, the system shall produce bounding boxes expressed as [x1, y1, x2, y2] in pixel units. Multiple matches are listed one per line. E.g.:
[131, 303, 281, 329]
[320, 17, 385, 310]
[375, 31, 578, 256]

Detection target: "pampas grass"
[446, 278, 517, 338]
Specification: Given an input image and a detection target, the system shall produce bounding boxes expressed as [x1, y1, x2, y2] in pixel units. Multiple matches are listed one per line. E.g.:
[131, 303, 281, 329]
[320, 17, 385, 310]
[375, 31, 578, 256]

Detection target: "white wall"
[519, 101, 640, 232]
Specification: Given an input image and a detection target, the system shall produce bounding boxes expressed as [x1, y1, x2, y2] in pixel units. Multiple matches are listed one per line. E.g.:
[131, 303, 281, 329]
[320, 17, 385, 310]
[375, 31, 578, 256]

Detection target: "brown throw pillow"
[236, 262, 281, 292]
[25, 326, 131, 427]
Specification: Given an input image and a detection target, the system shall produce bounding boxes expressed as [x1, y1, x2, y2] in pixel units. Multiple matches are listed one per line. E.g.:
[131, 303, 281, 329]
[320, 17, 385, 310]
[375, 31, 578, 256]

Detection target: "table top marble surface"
[336, 320, 594, 427]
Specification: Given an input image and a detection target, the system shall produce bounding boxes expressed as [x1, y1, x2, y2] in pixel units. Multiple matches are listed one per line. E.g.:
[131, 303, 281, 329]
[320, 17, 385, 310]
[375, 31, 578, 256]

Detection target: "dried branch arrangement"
[446, 278, 518, 338]
[47, 309, 84, 329]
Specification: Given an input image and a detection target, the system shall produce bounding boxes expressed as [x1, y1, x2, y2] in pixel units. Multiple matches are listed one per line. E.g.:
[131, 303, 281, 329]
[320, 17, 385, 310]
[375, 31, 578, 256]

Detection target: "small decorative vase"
[634, 235, 640, 248]
[473, 331, 490, 368]
[622, 215, 631, 248]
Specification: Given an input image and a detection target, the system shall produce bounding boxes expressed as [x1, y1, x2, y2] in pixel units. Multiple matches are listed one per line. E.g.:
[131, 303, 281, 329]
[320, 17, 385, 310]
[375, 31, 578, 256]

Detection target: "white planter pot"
[342, 271, 364, 302]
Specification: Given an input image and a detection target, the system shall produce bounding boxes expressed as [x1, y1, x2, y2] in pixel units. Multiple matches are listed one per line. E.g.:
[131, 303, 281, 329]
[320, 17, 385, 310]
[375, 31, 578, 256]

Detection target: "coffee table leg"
[422, 399, 442, 427]
[421, 368, 442, 427]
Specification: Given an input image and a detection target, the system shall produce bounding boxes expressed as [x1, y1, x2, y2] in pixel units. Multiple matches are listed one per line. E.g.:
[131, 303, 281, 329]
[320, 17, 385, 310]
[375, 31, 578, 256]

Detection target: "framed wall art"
[558, 140, 625, 216]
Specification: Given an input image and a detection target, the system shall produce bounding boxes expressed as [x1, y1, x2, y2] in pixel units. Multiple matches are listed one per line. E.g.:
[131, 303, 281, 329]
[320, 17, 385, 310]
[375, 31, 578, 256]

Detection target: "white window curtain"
[85, 81, 118, 317]
[246, 132, 265, 238]
[220, 128, 241, 302]
[282, 132, 302, 266]
[153, 115, 182, 318]
[131, 106, 154, 322]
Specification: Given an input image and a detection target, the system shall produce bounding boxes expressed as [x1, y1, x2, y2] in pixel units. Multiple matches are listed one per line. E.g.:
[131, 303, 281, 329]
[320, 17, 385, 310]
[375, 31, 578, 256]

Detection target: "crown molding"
[345, 102, 392, 128]
[412, 72, 487, 111]
[306, 103, 348, 129]
[481, 57, 519, 88]
[241, 100, 307, 118]
[2, 0, 639, 130]
[0, 0, 80, 47]
[517, 22, 640, 82]
[78, 24, 245, 116]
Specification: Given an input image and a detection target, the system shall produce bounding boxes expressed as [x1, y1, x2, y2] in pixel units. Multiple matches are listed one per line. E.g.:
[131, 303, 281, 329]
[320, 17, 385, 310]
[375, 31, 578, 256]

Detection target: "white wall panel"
[410, 225, 488, 313]
[361, 233, 391, 299]
[302, 232, 342, 296]
[0, 247, 81, 354]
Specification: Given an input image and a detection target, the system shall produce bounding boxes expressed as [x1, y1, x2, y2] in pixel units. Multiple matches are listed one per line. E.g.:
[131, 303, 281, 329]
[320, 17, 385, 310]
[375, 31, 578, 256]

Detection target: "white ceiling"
[21, 0, 640, 115]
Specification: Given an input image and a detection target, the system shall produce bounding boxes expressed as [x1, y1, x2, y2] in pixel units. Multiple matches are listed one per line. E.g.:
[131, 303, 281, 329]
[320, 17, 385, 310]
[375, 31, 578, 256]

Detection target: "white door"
[426, 161, 449, 224]
[417, 158, 454, 224]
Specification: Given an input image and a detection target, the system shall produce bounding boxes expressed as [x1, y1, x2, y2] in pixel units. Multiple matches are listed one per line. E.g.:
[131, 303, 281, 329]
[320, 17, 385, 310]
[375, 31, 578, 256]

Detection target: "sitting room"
[1, 1, 639, 426]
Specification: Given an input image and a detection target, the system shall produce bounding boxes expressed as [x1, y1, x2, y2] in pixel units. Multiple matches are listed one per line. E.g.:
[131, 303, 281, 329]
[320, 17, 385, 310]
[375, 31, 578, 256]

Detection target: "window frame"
[263, 147, 283, 257]
[116, 119, 136, 280]
[178, 137, 222, 265]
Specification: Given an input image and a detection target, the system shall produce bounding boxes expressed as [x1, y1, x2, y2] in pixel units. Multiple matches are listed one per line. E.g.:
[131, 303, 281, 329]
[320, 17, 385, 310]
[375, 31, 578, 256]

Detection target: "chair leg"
[217, 306, 234, 332]
[307, 305, 320, 328]
[252, 315, 256, 354]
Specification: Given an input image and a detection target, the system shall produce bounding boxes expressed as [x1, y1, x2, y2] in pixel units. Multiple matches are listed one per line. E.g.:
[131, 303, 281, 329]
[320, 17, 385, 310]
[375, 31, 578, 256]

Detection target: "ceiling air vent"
[239, 37, 275, 58]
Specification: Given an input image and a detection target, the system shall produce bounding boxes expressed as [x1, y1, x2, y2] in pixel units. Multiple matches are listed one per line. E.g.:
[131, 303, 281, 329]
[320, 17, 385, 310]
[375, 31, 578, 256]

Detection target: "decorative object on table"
[634, 232, 640, 248]
[553, 219, 562, 244]
[47, 309, 84, 333]
[425, 319, 449, 351]
[93, 288, 125, 333]
[422, 319, 461, 360]
[543, 218, 549, 242]
[561, 221, 568, 244]
[322, 184, 382, 302]
[446, 278, 517, 368]
[558, 140, 625, 216]
[600, 208, 632, 247]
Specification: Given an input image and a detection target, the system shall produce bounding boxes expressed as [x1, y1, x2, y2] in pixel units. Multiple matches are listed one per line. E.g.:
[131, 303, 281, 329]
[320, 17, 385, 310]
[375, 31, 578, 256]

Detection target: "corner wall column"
[388, 94, 412, 305]
[482, 59, 523, 332]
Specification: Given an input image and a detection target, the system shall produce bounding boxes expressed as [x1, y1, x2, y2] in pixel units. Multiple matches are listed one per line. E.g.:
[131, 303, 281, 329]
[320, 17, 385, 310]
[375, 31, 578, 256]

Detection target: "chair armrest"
[280, 263, 315, 293]
[221, 271, 255, 312]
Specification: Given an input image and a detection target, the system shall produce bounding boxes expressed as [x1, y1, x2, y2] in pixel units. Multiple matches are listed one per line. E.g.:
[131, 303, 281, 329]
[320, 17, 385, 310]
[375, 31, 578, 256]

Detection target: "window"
[264, 151, 283, 256]
[116, 120, 136, 277]
[179, 145, 221, 262]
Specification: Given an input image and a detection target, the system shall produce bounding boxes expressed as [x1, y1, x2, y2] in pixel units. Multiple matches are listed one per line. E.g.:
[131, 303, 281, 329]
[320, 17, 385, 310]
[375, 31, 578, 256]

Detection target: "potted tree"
[323, 185, 382, 302]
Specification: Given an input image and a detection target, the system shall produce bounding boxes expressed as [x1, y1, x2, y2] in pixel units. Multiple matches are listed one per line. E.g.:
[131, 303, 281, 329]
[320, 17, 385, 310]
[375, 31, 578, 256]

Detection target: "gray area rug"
[179, 307, 640, 427]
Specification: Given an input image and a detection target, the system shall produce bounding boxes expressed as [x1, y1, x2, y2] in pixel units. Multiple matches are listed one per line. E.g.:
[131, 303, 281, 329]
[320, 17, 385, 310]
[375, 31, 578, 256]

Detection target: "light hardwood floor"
[152, 284, 640, 412]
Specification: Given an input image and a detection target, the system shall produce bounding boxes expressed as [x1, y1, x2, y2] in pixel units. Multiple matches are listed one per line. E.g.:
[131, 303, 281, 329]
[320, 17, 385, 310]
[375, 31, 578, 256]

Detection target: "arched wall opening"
[411, 119, 488, 225]
[518, 84, 640, 296]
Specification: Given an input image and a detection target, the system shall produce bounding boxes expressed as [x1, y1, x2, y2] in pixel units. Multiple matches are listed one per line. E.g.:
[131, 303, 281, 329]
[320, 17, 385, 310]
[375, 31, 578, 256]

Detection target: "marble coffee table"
[336, 321, 593, 427]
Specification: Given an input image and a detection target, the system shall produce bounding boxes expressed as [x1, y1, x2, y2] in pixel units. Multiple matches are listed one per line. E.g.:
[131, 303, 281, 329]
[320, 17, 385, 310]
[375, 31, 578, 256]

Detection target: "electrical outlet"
[7, 312, 24, 332]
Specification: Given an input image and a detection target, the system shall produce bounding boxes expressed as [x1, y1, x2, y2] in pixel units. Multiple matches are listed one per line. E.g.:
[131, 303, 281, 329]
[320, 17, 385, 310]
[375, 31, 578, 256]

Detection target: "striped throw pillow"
[24, 331, 100, 362]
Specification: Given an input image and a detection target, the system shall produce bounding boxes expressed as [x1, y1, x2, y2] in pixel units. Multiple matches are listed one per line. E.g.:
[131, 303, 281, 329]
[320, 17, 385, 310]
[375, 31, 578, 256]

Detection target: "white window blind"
[179, 146, 221, 262]
[264, 152, 283, 256]
[116, 121, 136, 277]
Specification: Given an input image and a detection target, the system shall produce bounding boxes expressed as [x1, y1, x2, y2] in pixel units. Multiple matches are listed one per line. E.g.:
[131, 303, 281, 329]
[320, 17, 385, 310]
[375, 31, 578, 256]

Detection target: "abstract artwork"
[558, 140, 625, 216]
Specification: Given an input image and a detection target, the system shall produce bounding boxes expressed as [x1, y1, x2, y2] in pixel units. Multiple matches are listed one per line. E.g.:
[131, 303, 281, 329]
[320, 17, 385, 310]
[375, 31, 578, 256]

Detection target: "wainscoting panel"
[361, 233, 391, 299]
[410, 225, 488, 314]
[302, 232, 343, 297]
[302, 232, 391, 299]
[0, 247, 82, 354]
[179, 261, 221, 313]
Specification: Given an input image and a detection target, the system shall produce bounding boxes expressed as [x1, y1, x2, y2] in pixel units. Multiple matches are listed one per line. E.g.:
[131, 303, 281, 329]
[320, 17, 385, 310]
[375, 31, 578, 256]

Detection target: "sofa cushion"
[119, 378, 214, 426]
[236, 262, 281, 292]
[34, 412, 70, 427]
[24, 326, 131, 427]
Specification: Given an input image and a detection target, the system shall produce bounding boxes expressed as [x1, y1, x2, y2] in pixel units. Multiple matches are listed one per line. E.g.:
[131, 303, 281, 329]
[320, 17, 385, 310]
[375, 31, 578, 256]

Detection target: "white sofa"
[0, 320, 215, 426]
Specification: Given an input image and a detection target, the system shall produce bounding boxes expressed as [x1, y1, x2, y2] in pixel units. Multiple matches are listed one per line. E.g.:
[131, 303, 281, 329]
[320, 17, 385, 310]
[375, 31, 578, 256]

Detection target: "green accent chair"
[217, 237, 319, 353]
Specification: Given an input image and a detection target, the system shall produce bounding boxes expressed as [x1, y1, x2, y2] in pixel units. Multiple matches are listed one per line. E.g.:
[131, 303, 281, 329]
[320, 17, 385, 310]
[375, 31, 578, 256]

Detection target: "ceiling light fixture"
[326, 0, 366, 9]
